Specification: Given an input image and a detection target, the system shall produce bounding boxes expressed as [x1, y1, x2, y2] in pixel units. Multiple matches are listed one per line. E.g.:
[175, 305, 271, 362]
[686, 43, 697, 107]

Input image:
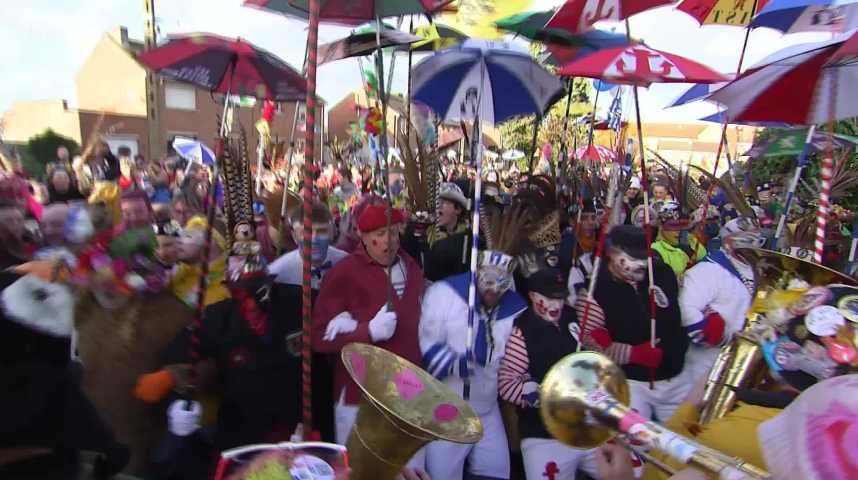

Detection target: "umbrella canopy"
[744, 128, 858, 157]
[172, 137, 216, 166]
[699, 110, 791, 127]
[707, 34, 857, 124]
[576, 144, 617, 161]
[410, 23, 468, 52]
[502, 149, 525, 161]
[668, 81, 728, 107]
[676, 0, 769, 26]
[547, 0, 675, 34]
[411, 39, 565, 125]
[558, 44, 728, 86]
[243, 0, 364, 25]
[287, 0, 455, 21]
[137, 33, 307, 101]
[750, 0, 858, 33]
[318, 26, 422, 64]
[540, 30, 634, 66]
[495, 9, 597, 45]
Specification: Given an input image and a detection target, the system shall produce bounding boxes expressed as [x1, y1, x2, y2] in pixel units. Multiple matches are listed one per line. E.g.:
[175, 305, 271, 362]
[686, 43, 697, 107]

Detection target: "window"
[165, 83, 197, 110]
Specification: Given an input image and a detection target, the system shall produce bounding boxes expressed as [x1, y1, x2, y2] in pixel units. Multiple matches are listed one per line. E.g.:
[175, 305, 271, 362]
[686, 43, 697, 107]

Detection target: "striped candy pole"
[300, 0, 320, 437]
[814, 148, 834, 264]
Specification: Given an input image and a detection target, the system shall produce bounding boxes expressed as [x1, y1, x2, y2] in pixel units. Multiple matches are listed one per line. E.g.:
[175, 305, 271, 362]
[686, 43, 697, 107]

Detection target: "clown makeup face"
[607, 246, 647, 284]
[121, 198, 152, 230]
[529, 291, 564, 323]
[292, 221, 332, 267]
[477, 266, 513, 308]
[360, 225, 400, 266]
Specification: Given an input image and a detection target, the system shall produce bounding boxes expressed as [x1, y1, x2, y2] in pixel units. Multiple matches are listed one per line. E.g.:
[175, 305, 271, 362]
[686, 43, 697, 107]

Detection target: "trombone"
[540, 351, 770, 479]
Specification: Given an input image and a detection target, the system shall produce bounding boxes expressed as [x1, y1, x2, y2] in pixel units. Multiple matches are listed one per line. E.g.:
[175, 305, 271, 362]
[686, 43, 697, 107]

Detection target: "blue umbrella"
[411, 39, 565, 125]
[699, 111, 792, 128]
[668, 82, 728, 107]
[750, 0, 858, 33]
[172, 137, 216, 166]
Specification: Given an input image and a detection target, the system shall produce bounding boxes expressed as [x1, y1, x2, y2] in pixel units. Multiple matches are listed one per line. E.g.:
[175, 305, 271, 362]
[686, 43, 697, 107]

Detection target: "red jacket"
[312, 246, 424, 405]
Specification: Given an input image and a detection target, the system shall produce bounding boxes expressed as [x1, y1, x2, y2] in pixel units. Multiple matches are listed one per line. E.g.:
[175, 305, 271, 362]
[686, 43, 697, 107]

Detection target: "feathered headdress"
[396, 122, 440, 218]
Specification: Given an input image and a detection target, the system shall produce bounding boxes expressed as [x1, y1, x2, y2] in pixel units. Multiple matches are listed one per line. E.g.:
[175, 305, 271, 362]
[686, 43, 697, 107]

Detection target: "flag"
[608, 89, 623, 131]
[441, 0, 532, 40]
[743, 129, 858, 158]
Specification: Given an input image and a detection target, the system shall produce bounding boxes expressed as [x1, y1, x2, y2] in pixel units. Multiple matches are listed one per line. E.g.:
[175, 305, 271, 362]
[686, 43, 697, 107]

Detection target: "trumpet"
[540, 351, 770, 479]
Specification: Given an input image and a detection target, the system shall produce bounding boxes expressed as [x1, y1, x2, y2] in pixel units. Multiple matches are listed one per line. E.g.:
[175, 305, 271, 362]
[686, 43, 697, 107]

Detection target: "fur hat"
[607, 225, 648, 260]
[439, 182, 469, 211]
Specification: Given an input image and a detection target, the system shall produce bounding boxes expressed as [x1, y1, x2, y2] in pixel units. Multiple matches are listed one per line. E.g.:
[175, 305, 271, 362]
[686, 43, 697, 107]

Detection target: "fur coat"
[74, 291, 193, 474]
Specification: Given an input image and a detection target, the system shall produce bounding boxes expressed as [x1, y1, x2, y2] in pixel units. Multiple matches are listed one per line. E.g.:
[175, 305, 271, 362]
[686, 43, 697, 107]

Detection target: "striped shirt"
[497, 327, 530, 407]
[575, 295, 633, 365]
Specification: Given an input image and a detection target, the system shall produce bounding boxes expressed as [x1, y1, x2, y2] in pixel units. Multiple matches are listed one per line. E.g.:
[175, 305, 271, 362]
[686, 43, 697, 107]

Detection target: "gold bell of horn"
[341, 343, 483, 480]
[541, 351, 770, 479]
[698, 248, 858, 424]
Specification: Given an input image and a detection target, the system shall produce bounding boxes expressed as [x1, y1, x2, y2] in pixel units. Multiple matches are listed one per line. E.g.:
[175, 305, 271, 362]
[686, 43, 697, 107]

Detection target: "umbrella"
[668, 82, 728, 107]
[243, 0, 362, 24]
[318, 25, 422, 64]
[502, 149, 525, 161]
[287, 0, 455, 21]
[409, 23, 468, 52]
[136, 33, 307, 101]
[706, 35, 855, 124]
[750, 0, 858, 33]
[576, 144, 617, 161]
[496, 9, 603, 45]
[558, 44, 729, 86]
[699, 110, 791, 127]
[411, 39, 566, 125]
[546, 0, 675, 34]
[172, 137, 216, 166]
[743, 128, 858, 157]
[676, 0, 770, 26]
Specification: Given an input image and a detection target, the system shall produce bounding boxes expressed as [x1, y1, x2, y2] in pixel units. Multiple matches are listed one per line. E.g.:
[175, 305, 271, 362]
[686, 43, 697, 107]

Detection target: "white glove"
[168, 400, 202, 437]
[368, 304, 397, 343]
[323, 311, 358, 341]
[522, 381, 540, 408]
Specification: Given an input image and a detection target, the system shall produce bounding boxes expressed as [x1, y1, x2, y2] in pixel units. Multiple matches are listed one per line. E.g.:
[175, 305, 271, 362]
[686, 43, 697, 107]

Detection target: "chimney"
[110, 26, 129, 47]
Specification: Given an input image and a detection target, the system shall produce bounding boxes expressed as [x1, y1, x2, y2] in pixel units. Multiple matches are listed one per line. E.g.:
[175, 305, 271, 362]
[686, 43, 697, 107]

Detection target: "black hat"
[528, 268, 568, 299]
[607, 225, 648, 260]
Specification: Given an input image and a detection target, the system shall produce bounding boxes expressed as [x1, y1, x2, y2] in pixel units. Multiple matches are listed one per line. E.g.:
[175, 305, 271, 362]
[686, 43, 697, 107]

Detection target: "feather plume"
[690, 164, 755, 218]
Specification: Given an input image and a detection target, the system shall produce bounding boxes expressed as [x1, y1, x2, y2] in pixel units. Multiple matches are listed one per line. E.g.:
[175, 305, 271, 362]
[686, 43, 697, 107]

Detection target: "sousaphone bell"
[341, 343, 483, 479]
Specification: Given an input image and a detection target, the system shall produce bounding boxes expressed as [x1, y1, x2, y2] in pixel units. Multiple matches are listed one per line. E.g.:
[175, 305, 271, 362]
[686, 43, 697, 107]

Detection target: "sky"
[0, 0, 831, 124]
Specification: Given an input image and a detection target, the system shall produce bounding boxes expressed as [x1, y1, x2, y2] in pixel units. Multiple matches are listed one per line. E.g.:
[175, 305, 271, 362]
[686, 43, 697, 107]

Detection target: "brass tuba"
[540, 351, 770, 479]
[698, 248, 857, 424]
[341, 343, 483, 480]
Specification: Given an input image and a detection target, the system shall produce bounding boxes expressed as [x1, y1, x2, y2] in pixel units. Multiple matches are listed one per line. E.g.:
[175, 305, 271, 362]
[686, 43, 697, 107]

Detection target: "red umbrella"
[137, 33, 307, 101]
[558, 44, 728, 86]
[676, 0, 769, 26]
[576, 144, 617, 161]
[546, 0, 674, 34]
[287, 0, 454, 21]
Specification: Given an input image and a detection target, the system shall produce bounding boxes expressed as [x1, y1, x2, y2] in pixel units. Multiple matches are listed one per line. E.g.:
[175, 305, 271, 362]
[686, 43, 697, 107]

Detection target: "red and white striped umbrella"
[575, 144, 616, 162]
[547, 0, 674, 34]
[558, 44, 728, 86]
[707, 34, 858, 125]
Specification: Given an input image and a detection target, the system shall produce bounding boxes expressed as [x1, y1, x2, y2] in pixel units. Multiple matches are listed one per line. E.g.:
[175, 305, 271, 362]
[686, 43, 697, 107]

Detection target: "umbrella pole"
[771, 126, 816, 248]
[586, 86, 602, 149]
[376, 15, 397, 309]
[625, 19, 657, 389]
[528, 115, 541, 175]
[464, 61, 488, 401]
[405, 16, 414, 143]
[558, 79, 575, 182]
[815, 75, 838, 264]
[299, 0, 321, 439]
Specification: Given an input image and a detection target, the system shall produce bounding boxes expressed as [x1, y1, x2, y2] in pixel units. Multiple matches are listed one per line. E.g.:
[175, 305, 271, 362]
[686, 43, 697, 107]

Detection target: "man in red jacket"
[312, 202, 426, 468]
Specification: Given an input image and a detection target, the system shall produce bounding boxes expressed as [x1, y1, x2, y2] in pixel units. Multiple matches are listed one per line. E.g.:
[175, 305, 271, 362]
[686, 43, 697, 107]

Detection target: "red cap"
[358, 204, 404, 233]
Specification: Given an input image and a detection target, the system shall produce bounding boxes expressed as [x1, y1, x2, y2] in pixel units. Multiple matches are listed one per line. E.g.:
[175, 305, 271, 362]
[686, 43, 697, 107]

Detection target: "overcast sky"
[0, 0, 829, 124]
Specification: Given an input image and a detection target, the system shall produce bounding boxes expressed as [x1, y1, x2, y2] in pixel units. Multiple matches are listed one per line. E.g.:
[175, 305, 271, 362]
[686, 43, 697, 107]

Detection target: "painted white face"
[608, 247, 647, 283]
[530, 291, 564, 322]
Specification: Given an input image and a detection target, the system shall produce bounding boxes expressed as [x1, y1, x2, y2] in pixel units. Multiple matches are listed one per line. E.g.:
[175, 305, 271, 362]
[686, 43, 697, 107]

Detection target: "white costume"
[419, 273, 527, 479]
[679, 250, 754, 382]
[566, 252, 594, 306]
[267, 246, 348, 289]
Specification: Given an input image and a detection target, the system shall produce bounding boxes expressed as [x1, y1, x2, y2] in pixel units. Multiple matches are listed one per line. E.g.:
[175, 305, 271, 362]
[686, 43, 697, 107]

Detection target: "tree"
[25, 129, 80, 179]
